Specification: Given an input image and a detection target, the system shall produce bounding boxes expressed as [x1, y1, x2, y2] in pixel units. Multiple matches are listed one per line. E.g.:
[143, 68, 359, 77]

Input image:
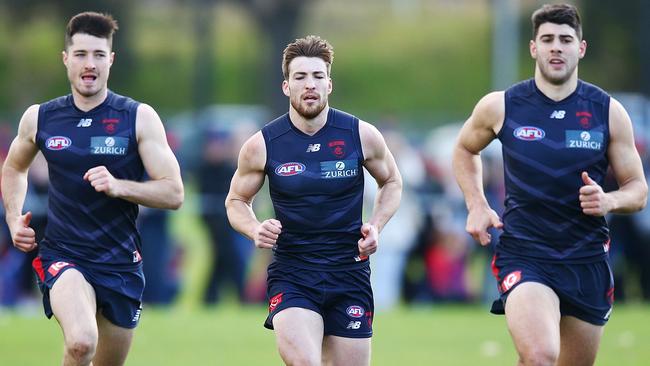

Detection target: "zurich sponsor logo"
[346, 305, 365, 318]
[45, 136, 72, 150]
[90, 136, 128, 155]
[321, 159, 358, 179]
[514, 126, 545, 141]
[566, 130, 603, 150]
[275, 162, 306, 176]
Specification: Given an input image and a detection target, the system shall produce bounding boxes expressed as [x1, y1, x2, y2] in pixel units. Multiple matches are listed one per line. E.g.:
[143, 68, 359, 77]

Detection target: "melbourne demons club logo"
[328, 140, 346, 158]
[102, 118, 120, 134]
[500, 270, 522, 292]
[576, 111, 592, 129]
[269, 292, 283, 312]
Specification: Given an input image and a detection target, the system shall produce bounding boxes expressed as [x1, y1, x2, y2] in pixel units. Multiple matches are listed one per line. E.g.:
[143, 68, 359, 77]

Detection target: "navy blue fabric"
[36, 91, 144, 269]
[262, 108, 366, 270]
[264, 261, 373, 338]
[497, 79, 611, 262]
[33, 254, 144, 329]
[490, 251, 614, 326]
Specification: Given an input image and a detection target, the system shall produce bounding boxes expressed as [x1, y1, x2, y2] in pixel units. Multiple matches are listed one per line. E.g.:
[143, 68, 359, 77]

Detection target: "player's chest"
[39, 115, 134, 166]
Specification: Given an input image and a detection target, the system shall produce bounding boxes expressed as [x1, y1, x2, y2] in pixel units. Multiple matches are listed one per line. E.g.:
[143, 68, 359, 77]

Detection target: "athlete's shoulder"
[505, 78, 536, 99]
[329, 107, 359, 128]
[577, 80, 610, 106]
[39, 94, 72, 113]
[261, 113, 291, 139]
[107, 90, 141, 112]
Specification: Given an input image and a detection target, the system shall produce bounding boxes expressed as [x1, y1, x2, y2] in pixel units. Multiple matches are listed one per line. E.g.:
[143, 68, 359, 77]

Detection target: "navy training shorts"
[490, 252, 614, 326]
[32, 254, 145, 329]
[265, 261, 374, 338]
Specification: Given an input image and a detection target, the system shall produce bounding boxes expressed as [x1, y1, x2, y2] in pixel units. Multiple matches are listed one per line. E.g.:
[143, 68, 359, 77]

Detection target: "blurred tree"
[181, 0, 310, 113]
[192, 0, 217, 110]
[241, 0, 311, 116]
[581, 0, 646, 93]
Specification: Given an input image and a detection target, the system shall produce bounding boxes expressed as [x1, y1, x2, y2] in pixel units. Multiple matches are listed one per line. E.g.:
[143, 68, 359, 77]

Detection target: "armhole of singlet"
[261, 127, 271, 174]
[604, 95, 611, 150]
[495, 91, 508, 139]
[35, 104, 44, 148]
[352, 117, 364, 162]
[129, 101, 140, 146]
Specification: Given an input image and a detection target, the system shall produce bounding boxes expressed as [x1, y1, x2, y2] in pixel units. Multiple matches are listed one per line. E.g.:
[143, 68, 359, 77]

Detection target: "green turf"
[1, 303, 648, 365]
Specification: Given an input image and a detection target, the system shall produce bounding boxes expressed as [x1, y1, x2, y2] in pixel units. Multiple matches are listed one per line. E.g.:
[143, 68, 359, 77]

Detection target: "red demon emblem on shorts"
[47, 261, 74, 277]
[269, 292, 283, 313]
[501, 270, 522, 293]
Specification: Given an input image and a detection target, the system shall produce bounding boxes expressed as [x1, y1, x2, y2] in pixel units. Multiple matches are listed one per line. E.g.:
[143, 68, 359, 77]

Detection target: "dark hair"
[282, 35, 334, 80]
[65, 12, 118, 49]
[531, 4, 582, 40]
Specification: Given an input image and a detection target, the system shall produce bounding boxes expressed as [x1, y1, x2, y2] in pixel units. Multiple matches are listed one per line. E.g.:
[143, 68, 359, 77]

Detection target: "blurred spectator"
[368, 128, 426, 310]
[198, 125, 253, 305]
[607, 145, 650, 302]
[138, 206, 181, 305]
[0, 152, 48, 307]
[137, 132, 183, 305]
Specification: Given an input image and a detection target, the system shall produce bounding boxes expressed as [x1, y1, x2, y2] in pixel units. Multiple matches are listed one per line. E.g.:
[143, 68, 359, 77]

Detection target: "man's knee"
[64, 330, 98, 363]
[519, 346, 559, 366]
[280, 352, 320, 366]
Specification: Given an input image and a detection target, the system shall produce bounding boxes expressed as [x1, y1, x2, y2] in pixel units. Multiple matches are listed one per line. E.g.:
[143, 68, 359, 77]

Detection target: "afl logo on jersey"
[275, 162, 306, 176]
[45, 136, 72, 150]
[514, 126, 545, 141]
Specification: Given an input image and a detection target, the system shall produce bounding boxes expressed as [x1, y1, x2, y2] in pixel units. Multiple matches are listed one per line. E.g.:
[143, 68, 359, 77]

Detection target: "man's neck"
[534, 69, 579, 102]
[289, 105, 329, 136]
[71, 88, 108, 112]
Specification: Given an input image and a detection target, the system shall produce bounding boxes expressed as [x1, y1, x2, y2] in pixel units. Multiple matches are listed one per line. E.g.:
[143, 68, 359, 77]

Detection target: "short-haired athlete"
[1, 12, 183, 366]
[225, 35, 402, 366]
[453, 4, 647, 366]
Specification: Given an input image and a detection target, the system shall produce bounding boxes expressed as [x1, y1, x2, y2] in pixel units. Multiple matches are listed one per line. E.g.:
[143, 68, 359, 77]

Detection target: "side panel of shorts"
[491, 253, 614, 326]
[265, 262, 374, 338]
[32, 254, 145, 329]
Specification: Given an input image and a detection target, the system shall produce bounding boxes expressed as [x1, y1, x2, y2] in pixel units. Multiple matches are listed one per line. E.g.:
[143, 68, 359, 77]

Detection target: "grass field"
[1, 303, 648, 365]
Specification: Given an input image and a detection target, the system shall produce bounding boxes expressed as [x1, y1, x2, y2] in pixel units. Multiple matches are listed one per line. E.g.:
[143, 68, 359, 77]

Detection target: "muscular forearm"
[225, 197, 260, 240]
[368, 179, 402, 233]
[115, 178, 183, 209]
[607, 178, 648, 214]
[453, 146, 489, 210]
[1, 165, 29, 219]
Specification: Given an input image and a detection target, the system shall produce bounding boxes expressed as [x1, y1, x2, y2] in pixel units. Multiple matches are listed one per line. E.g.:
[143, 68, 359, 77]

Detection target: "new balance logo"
[306, 144, 321, 152]
[77, 118, 93, 127]
[346, 321, 361, 330]
[549, 110, 566, 119]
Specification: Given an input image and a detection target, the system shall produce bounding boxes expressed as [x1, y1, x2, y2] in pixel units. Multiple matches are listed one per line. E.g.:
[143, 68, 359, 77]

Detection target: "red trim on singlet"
[32, 256, 45, 282]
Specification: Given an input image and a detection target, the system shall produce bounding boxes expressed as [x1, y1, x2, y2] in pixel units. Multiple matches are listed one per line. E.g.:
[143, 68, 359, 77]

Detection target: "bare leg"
[557, 315, 603, 366]
[505, 282, 561, 366]
[50, 269, 98, 366]
[322, 335, 371, 366]
[91, 311, 135, 366]
[273, 307, 324, 366]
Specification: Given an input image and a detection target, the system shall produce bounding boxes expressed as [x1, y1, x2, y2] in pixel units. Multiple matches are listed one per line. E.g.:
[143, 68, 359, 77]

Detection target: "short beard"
[538, 61, 576, 86]
[290, 97, 327, 119]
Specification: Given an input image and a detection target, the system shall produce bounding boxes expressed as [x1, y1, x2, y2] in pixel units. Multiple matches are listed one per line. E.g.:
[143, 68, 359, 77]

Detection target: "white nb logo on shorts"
[346, 321, 361, 329]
